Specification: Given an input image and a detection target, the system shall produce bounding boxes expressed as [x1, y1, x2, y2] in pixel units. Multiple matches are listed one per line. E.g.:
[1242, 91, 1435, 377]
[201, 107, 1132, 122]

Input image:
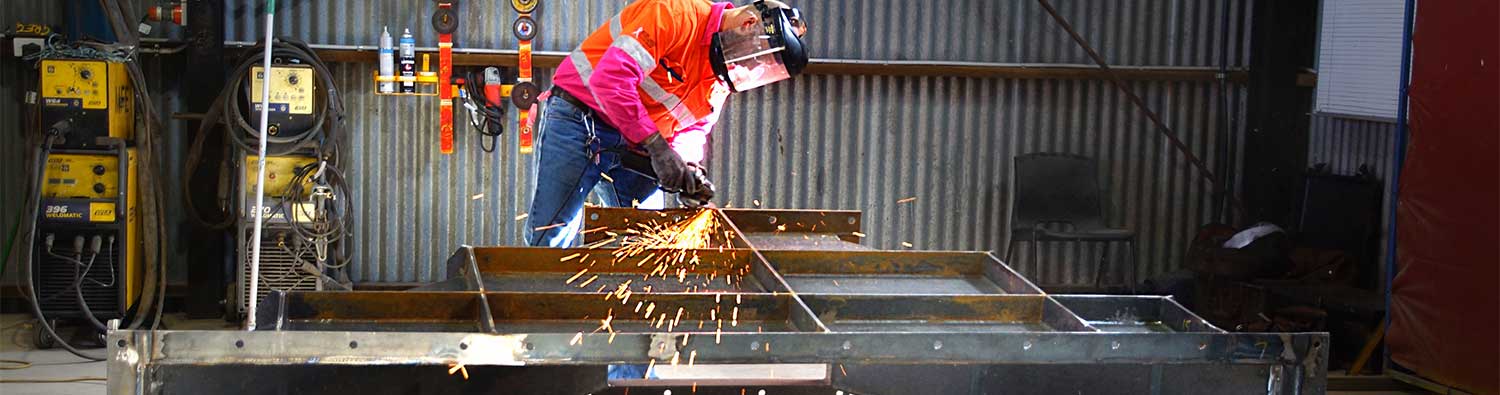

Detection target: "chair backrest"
[1011, 153, 1107, 229]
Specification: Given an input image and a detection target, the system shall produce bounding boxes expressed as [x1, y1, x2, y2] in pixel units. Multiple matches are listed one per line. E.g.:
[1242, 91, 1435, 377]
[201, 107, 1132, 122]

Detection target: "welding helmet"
[709, 0, 808, 92]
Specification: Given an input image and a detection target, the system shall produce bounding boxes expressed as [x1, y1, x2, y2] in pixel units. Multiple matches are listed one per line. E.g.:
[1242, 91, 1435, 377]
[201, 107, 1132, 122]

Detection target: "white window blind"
[1315, 0, 1406, 120]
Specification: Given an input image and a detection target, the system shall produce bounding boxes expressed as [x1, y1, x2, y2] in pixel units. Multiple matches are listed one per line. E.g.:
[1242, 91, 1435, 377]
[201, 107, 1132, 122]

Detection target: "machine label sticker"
[42, 202, 90, 223]
[249, 66, 315, 115]
[89, 202, 117, 223]
[42, 97, 83, 108]
[251, 102, 291, 113]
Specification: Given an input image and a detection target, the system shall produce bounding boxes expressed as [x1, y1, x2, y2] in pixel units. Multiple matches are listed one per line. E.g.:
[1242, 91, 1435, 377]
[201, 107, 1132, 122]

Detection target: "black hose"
[22, 132, 106, 361]
[183, 36, 345, 228]
[67, 252, 110, 332]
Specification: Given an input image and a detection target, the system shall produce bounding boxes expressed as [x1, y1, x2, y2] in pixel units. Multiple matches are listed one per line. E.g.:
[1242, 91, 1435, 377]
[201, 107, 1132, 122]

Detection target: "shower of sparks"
[560, 210, 754, 349]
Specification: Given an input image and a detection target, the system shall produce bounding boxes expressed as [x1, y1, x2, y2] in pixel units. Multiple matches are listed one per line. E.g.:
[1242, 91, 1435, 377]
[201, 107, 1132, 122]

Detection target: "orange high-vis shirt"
[552, 0, 732, 163]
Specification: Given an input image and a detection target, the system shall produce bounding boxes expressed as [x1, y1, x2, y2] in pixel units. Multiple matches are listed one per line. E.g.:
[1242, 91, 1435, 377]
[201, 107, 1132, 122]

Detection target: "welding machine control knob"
[287, 74, 300, 85]
[93, 183, 106, 194]
[80, 69, 93, 80]
[93, 165, 107, 175]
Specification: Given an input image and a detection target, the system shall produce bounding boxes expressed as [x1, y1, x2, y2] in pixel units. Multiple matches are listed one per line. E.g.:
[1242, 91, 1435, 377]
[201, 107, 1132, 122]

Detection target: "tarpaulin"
[1388, 0, 1500, 393]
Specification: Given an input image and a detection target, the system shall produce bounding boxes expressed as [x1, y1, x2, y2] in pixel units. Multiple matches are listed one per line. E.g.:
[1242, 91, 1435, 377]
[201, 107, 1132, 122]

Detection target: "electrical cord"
[0, 377, 108, 383]
[182, 36, 346, 229]
[0, 360, 32, 370]
[284, 161, 352, 241]
[461, 69, 507, 152]
[20, 128, 105, 361]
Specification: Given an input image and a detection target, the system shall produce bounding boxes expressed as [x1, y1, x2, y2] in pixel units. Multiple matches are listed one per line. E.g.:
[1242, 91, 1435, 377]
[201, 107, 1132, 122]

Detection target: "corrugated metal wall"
[265, 0, 1257, 286]
[0, 1, 65, 286]
[4, 0, 1257, 287]
[1307, 112, 1398, 284]
[225, 0, 1253, 66]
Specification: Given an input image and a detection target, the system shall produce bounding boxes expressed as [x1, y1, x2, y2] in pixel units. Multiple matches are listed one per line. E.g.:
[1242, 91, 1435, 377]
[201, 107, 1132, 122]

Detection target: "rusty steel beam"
[110, 208, 1327, 394]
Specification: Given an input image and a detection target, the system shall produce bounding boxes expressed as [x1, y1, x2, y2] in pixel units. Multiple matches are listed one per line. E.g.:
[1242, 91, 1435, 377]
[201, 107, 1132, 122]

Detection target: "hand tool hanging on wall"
[434, 0, 460, 154]
[512, 0, 540, 154]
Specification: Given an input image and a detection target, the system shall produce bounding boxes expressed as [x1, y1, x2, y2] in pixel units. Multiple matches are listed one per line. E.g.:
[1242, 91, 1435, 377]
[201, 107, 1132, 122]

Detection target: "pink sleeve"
[586, 47, 661, 144]
[670, 105, 722, 164]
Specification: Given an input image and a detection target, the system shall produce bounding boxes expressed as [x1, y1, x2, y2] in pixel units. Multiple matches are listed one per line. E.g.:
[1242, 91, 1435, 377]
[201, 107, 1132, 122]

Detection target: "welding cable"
[282, 161, 355, 281]
[226, 37, 340, 153]
[283, 161, 353, 242]
[182, 36, 346, 229]
[462, 69, 507, 152]
[96, 0, 171, 333]
[20, 131, 105, 361]
[0, 377, 108, 384]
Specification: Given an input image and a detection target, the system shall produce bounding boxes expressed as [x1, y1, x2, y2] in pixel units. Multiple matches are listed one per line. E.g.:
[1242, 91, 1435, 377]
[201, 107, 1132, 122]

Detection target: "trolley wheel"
[33, 319, 57, 350]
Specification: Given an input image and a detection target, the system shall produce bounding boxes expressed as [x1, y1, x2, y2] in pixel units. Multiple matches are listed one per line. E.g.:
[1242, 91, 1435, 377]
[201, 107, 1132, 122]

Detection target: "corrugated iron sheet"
[329, 59, 1239, 286]
[1307, 112, 1398, 287]
[3, 0, 1257, 287]
[245, 0, 1253, 286]
[1308, 113, 1397, 178]
[714, 76, 1239, 287]
[224, 0, 1253, 67]
[2, 2, 66, 286]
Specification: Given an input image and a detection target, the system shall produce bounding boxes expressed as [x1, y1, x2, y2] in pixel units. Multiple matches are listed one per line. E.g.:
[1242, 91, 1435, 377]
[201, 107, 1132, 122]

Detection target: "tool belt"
[549, 86, 594, 116]
[550, 86, 660, 178]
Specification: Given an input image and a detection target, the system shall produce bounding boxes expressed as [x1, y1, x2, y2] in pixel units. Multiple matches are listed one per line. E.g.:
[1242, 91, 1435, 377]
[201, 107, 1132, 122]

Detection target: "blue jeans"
[527, 95, 664, 247]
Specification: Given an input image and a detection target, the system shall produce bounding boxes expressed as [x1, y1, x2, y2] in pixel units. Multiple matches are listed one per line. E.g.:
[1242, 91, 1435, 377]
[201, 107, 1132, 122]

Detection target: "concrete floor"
[0, 313, 236, 395]
[2, 314, 106, 395]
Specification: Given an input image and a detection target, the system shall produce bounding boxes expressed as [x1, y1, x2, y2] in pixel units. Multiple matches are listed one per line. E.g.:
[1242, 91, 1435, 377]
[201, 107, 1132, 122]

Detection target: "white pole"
[246, 0, 276, 331]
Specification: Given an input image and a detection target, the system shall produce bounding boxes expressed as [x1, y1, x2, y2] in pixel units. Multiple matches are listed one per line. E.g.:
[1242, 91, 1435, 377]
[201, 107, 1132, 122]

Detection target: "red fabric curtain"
[1388, 1, 1500, 393]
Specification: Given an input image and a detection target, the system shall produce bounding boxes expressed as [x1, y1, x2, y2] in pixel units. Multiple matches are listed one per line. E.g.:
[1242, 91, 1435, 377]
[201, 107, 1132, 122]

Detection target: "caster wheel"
[33, 320, 57, 350]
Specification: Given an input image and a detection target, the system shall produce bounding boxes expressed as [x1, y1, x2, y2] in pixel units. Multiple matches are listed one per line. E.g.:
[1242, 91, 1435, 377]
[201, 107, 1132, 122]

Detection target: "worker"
[527, 0, 809, 247]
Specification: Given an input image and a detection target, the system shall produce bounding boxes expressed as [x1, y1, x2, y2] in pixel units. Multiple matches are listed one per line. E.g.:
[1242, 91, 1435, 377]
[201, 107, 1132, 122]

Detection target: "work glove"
[642, 133, 704, 195]
[678, 165, 716, 208]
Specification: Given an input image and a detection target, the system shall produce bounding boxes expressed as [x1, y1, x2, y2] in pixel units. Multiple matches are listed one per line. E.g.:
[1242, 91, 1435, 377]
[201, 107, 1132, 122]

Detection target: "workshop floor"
[0, 313, 235, 395]
[0, 313, 1435, 395]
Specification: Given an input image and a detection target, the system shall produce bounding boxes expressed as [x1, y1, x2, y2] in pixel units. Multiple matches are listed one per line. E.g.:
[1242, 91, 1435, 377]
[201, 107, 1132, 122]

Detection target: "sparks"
[566, 268, 588, 284]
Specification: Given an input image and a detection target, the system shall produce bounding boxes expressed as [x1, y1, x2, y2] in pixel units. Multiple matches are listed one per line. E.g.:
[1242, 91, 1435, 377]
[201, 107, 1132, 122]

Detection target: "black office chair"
[1004, 153, 1137, 292]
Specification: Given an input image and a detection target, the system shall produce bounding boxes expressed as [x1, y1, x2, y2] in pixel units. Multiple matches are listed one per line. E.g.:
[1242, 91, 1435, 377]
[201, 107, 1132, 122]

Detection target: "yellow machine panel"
[249, 66, 315, 115]
[40, 60, 109, 109]
[244, 155, 318, 197]
[43, 153, 124, 199]
[38, 59, 135, 144]
[36, 149, 142, 310]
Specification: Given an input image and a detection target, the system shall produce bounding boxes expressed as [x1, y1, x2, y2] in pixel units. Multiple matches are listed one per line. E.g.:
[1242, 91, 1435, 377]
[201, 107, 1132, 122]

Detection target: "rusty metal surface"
[110, 208, 1328, 394]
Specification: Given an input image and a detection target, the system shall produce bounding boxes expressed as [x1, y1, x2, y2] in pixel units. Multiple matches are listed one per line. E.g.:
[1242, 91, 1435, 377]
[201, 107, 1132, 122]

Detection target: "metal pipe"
[246, 0, 276, 331]
[221, 41, 1248, 81]
[1384, 0, 1418, 370]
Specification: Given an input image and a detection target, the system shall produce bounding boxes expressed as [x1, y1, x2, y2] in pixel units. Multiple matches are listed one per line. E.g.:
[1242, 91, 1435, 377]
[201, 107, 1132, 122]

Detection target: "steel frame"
[109, 208, 1327, 394]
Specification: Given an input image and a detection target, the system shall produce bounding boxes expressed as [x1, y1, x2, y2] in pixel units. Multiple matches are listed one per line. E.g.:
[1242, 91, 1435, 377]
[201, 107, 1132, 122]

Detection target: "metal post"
[246, 0, 277, 331]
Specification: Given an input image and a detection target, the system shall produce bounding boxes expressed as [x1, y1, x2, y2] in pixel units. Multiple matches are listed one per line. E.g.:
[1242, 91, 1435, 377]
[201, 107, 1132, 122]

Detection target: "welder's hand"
[678, 165, 716, 208]
[643, 133, 698, 194]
